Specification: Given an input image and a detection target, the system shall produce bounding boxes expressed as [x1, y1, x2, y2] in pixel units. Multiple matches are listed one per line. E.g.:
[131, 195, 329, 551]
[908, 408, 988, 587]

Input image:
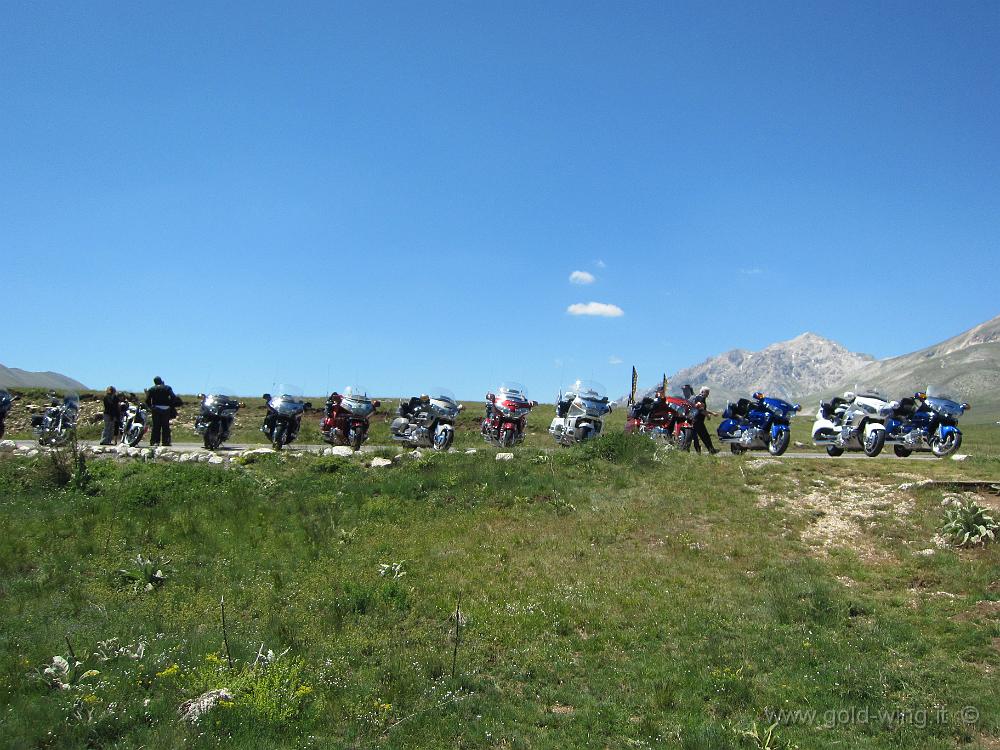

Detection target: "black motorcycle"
[195, 390, 241, 450]
[32, 392, 80, 446]
[261, 387, 311, 451]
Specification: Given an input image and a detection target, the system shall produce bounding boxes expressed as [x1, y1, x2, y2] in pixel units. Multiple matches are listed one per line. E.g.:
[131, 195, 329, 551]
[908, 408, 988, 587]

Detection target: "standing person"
[100, 386, 121, 445]
[145, 376, 182, 446]
[690, 386, 719, 454]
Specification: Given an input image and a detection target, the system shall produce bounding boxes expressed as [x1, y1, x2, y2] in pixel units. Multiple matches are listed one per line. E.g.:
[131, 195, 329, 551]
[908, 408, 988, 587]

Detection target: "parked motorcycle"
[0, 389, 14, 439]
[262, 386, 311, 451]
[321, 386, 379, 450]
[390, 388, 462, 451]
[482, 382, 537, 448]
[32, 392, 80, 446]
[119, 401, 149, 447]
[549, 380, 611, 445]
[811, 386, 891, 457]
[717, 392, 800, 455]
[625, 390, 695, 449]
[885, 386, 969, 458]
[195, 389, 241, 450]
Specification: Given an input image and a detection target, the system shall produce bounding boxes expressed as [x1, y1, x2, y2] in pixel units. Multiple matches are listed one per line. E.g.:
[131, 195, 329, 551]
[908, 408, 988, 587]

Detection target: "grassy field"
[1, 434, 998, 748]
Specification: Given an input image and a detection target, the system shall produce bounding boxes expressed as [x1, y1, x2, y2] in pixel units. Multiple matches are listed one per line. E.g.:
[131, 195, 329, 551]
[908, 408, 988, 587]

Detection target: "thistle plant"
[941, 496, 998, 547]
[378, 561, 406, 579]
[118, 553, 170, 591]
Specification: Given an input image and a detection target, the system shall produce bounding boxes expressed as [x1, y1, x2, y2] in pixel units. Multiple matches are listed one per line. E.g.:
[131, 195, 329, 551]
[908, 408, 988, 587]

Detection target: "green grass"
[1, 435, 998, 748]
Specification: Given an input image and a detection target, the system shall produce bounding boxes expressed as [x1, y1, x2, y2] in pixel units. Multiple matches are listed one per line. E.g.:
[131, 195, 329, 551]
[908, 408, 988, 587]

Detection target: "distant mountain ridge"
[0, 364, 88, 392]
[823, 314, 1000, 419]
[668, 333, 875, 404]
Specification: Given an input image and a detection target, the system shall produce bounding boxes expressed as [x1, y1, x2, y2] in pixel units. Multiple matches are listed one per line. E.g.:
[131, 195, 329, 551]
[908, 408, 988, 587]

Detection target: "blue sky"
[3, 1, 997, 399]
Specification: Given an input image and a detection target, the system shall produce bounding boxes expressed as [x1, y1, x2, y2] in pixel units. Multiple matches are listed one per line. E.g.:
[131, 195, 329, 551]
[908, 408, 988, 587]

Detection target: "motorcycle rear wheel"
[349, 429, 364, 451]
[677, 427, 694, 451]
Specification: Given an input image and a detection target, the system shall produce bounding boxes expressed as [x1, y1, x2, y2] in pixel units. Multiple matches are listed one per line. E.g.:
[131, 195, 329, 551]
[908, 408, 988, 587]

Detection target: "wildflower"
[156, 664, 180, 679]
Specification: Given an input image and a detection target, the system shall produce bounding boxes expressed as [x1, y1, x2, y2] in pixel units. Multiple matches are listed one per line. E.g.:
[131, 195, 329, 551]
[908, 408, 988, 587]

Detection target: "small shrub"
[941, 496, 997, 547]
[117, 553, 169, 591]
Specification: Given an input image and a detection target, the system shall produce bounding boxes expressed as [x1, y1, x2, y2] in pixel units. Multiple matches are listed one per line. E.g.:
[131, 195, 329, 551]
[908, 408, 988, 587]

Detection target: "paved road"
[10, 439, 946, 460]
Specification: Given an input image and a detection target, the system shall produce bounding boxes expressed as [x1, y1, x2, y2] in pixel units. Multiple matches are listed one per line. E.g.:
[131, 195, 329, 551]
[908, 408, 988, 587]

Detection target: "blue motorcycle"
[885, 387, 969, 458]
[717, 392, 800, 456]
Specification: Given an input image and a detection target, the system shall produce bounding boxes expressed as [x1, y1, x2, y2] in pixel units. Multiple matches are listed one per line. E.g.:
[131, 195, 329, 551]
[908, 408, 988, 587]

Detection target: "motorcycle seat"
[894, 397, 916, 418]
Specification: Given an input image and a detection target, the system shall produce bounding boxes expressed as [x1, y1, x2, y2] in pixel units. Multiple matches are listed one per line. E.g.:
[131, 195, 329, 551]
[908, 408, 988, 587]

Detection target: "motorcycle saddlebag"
[390, 417, 408, 435]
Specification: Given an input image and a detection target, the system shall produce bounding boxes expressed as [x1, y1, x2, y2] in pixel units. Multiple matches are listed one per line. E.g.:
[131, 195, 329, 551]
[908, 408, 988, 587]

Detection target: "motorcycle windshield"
[338, 386, 373, 416]
[427, 387, 460, 415]
[271, 384, 305, 414]
[854, 385, 889, 402]
[205, 386, 236, 399]
[63, 393, 80, 411]
[498, 382, 529, 402]
[0, 389, 11, 407]
[925, 385, 964, 417]
[568, 379, 607, 402]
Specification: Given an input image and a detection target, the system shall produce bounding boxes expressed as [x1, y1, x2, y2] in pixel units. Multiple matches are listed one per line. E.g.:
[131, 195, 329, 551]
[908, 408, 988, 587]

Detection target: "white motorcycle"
[549, 380, 611, 445]
[811, 386, 891, 457]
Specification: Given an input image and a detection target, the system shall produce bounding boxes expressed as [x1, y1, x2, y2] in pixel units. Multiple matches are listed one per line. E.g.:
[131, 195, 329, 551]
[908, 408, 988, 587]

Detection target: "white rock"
[915, 548, 935, 556]
[197, 453, 212, 463]
[245, 447, 275, 455]
[951, 454, 968, 462]
[370, 457, 393, 468]
[207, 455, 225, 465]
[324, 446, 354, 457]
[0, 440, 16, 453]
[178, 453, 198, 463]
[898, 479, 934, 491]
[409, 449, 423, 459]
[24, 448, 40, 457]
[464, 448, 477, 454]
[495, 453, 514, 461]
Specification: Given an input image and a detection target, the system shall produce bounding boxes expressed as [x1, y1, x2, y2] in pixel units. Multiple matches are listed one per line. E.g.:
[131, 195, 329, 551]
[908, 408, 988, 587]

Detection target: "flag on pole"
[629, 366, 638, 406]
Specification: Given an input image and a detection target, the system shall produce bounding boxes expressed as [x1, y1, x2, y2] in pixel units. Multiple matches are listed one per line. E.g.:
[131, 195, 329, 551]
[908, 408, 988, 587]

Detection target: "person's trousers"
[692, 419, 716, 453]
[101, 414, 117, 444]
[151, 410, 172, 446]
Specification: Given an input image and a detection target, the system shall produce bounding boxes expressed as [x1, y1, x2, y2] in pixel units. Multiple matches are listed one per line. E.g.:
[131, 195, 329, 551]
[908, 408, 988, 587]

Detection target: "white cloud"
[609, 355, 623, 365]
[595, 259, 606, 268]
[569, 270, 595, 285]
[567, 302, 624, 317]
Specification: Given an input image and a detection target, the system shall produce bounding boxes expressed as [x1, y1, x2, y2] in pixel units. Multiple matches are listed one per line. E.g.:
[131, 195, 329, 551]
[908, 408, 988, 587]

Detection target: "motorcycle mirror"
[793, 403, 801, 411]
[962, 402, 971, 411]
[262, 393, 272, 401]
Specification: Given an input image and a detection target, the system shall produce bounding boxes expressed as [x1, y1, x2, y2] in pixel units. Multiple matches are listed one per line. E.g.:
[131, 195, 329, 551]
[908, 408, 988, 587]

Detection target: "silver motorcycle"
[120, 401, 149, 447]
[262, 385, 310, 451]
[390, 388, 463, 451]
[549, 379, 611, 445]
[32, 392, 80, 446]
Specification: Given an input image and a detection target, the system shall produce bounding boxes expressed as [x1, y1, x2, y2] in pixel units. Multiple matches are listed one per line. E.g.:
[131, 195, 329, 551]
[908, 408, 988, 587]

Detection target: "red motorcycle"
[320, 386, 380, 451]
[625, 390, 695, 449]
[482, 382, 537, 448]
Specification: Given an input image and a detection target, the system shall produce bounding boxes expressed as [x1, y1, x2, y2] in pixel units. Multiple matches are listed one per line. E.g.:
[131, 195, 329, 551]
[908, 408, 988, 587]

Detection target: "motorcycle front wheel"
[204, 423, 222, 450]
[768, 429, 791, 456]
[349, 429, 364, 451]
[272, 423, 286, 451]
[863, 429, 886, 457]
[677, 427, 694, 451]
[127, 425, 143, 448]
[931, 431, 962, 458]
[500, 429, 515, 448]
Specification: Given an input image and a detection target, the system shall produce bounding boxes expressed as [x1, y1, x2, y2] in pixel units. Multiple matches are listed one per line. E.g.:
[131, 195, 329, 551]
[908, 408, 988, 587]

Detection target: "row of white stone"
[0, 440, 516, 466]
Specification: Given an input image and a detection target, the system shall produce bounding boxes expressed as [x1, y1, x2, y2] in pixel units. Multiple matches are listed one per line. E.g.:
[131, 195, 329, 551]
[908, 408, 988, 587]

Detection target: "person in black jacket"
[100, 386, 121, 445]
[690, 387, 719, 454]
[145, 376, 182, 446]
